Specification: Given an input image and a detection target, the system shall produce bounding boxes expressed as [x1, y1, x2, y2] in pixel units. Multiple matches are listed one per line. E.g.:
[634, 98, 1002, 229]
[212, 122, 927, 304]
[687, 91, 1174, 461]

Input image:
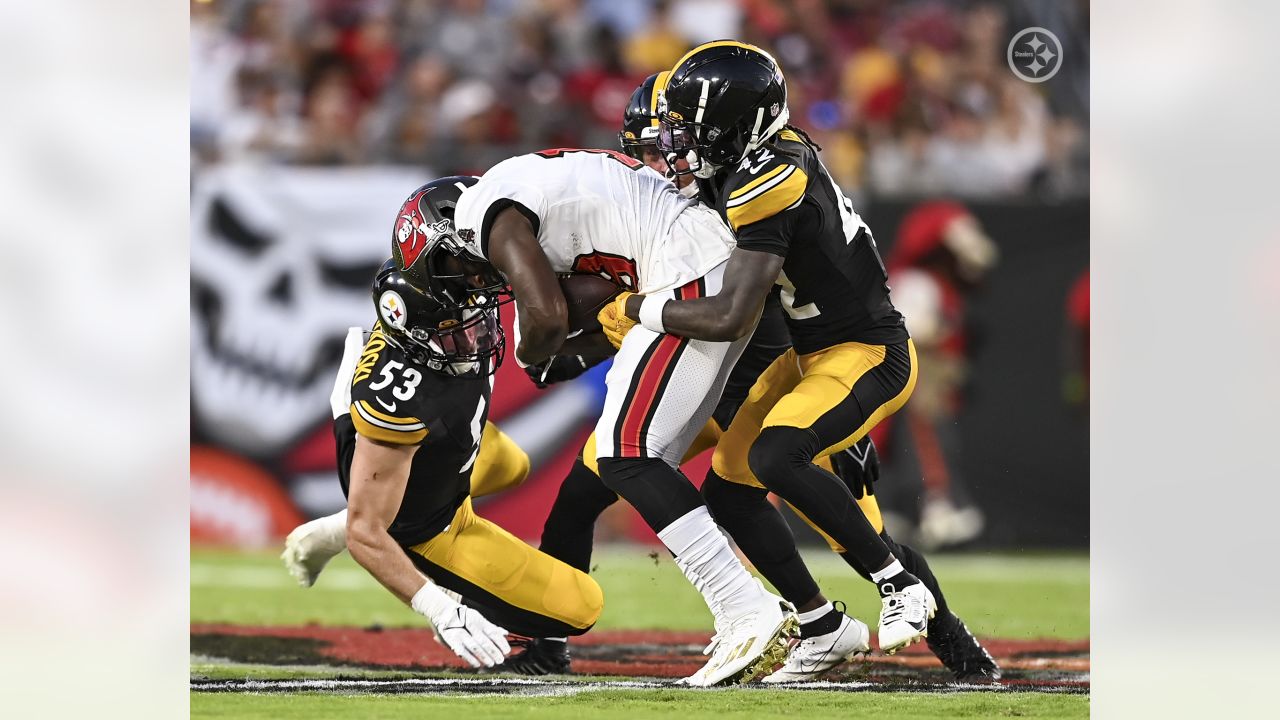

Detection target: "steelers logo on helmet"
[379, 290, 408, 330]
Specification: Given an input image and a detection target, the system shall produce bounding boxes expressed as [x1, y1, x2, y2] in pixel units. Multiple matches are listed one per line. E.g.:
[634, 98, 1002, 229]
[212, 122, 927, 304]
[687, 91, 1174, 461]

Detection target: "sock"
[796, 602, 834, 625]
[657, 506, 760, 613]
[870, 559, 904, 584]
[797, 601, 843, 638]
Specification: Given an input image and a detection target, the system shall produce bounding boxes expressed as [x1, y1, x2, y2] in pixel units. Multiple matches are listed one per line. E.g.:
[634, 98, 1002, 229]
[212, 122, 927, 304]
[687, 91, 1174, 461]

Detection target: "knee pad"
[748, 426, 819, 494]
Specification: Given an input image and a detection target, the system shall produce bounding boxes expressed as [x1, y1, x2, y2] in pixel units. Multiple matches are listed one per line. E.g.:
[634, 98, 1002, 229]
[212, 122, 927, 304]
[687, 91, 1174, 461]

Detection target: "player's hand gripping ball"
[598, 292, 637, 349]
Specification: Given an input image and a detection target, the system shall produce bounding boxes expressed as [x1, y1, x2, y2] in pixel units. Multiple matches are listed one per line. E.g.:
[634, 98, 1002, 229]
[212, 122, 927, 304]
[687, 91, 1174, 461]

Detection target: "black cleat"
[502, 638, 571, 675]
[926, 613, 1001, 683]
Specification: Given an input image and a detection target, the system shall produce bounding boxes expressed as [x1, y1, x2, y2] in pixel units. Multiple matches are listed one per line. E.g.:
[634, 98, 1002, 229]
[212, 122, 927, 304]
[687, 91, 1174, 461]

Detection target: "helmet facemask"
[394, 305, 505, 377]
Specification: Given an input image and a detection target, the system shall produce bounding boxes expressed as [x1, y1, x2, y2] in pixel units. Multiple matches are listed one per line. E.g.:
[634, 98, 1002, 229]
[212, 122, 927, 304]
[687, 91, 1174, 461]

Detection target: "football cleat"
[877, 577, 937, 654]
[280, 510, 348, 588]
[926, 613, 1002, 683]
[501, 638, 571, 676]
[682, 585, 800, 687]
[763, 609, 870, 683]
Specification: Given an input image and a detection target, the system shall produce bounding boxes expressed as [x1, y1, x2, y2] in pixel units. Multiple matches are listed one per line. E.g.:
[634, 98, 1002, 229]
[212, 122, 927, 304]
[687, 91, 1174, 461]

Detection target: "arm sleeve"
[453, 176, 548, 259]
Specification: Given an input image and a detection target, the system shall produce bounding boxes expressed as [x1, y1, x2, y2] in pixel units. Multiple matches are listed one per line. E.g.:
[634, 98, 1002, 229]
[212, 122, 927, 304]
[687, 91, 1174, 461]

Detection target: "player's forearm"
[516, 306, 569, 364]
[624, 292, 763, 342]
[346, 517, 427, 605]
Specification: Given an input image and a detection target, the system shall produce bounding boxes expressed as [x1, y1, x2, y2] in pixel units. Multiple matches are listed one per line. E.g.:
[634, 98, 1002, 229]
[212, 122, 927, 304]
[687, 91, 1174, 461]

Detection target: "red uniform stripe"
[616, 277, 706, 457]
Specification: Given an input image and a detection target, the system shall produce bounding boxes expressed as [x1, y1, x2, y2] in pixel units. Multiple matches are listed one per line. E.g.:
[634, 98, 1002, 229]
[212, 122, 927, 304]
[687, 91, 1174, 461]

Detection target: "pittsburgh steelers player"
[432, 144, 799, 687]
[616, 71, 997, 681]
[284, 177, 604, 670]
[511, 73, 995, 681]
[598, 42, 937, 659]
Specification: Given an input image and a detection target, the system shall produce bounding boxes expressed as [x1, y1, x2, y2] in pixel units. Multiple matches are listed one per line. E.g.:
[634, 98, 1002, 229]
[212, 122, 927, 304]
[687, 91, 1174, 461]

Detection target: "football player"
[617, 71, 996, 681]
[430, 146, 799, 687]
[285, 178, 605, 671]
[514, 73, 995, 682]
[598, 41, 937, 659]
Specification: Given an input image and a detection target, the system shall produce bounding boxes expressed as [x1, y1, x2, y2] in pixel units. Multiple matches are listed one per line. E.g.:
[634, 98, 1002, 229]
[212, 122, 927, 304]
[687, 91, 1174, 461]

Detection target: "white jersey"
[454, 149, 734, 294]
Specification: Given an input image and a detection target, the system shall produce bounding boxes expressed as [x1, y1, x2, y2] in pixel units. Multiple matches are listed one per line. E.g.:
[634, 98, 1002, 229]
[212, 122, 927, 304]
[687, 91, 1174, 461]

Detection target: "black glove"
[831, 435, 880, 499]
[523, 354, 601, 389]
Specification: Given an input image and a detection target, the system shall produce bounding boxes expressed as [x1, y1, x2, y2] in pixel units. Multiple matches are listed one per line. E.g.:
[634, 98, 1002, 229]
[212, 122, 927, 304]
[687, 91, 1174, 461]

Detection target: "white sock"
[797, 602, 835, 625]
[657, 506, 759, 613]
[870, 559, 904, 584]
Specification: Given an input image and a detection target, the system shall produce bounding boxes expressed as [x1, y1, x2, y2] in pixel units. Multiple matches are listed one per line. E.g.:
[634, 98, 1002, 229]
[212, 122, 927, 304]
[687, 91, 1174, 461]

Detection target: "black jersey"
[697, 129, 908, 354]
[336, 323, 492, 547]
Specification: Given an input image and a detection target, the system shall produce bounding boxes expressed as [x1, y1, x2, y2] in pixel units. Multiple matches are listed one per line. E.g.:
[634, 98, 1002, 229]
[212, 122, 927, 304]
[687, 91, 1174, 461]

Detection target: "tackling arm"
[345, 435, 424, 603]
[487, 206, 568, 364]
[624, 247, 784, 342]
[345, 435, 510, 667]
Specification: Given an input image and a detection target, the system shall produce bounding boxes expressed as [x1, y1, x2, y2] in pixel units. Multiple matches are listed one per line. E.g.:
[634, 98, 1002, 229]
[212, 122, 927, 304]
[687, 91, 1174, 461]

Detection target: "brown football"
[560, 273, 623, 334]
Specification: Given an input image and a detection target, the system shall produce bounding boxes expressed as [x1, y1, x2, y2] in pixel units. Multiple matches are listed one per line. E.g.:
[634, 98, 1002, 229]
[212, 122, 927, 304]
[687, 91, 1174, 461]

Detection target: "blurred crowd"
[191, 0, 1089, 200]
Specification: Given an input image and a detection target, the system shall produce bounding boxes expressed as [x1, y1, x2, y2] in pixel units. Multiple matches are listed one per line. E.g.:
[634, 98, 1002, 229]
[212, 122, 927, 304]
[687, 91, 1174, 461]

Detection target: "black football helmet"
[372, 258, 505, 376]
[618, 71, 670, 160]
[390, 176, 509, 310]
[656, 41, 790, 178]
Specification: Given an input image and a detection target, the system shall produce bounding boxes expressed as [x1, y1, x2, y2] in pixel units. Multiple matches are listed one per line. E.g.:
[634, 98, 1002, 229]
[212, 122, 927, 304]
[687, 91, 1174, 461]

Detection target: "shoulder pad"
[723, 145, 809, 232]
[349, 327, 430, 445]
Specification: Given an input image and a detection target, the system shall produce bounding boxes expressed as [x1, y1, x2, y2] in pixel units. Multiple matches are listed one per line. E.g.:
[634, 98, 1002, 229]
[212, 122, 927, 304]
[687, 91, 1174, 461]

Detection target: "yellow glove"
[598, 291, 637, 349]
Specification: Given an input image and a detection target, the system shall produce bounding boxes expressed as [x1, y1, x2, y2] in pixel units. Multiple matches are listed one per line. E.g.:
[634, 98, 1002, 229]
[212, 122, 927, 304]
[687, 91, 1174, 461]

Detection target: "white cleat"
[763, 611, 870, 683]
[877, 579, 937, 654]
[281, 510, 348, 588]
[681, 585, 800, 687]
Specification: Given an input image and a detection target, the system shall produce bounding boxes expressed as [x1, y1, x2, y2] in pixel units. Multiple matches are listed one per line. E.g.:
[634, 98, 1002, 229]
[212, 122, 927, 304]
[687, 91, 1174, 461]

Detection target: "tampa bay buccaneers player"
[430, 144, 801, 687]
[598, 42, 940, 658]
[285, 178, 605, 670]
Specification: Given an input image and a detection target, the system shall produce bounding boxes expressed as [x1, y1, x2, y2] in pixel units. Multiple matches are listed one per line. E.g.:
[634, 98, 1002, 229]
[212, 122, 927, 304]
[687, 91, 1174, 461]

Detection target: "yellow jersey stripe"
[727, 165, 796, 208]
[778, 128, 801, 143]
[650, 70, 671, 126]
[354, 400, 425, 428]
[351, 412, 428, 445]
[728, 164, 788, 200]
[726, 167, 809, 231]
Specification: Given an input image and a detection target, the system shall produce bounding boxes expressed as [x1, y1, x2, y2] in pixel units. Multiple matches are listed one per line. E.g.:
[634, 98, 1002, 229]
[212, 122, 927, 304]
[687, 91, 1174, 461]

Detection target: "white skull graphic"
[191, 165, 428, 456]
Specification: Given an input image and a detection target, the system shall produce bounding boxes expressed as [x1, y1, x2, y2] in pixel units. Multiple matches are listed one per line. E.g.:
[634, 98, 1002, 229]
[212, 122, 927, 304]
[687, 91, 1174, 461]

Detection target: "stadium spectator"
[190, 0, 1089, 200]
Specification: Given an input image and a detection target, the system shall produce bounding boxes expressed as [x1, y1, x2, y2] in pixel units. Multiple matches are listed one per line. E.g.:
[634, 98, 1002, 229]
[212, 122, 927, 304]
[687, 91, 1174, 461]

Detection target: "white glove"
[411, 582, 510, 668]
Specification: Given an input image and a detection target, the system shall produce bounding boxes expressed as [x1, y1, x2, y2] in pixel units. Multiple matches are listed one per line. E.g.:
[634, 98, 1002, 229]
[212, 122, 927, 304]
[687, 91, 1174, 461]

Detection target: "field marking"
[192, 676, 1086, 696]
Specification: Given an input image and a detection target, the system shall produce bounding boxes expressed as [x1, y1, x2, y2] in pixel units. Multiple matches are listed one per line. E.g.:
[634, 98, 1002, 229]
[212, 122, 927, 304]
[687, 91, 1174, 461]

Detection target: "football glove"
[598, 291, 637, 349]
[523, 354, 599, 389]
[411, 582, 510, 668]
[832, 436, 880, 500]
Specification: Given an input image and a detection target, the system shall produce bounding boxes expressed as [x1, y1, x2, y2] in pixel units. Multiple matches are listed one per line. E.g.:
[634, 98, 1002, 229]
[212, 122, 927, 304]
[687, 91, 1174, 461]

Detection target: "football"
[560, 272, 623, 334]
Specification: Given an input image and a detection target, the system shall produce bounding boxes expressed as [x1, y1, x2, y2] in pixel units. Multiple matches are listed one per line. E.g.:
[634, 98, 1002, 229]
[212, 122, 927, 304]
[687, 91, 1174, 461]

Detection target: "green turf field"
[191, 545, 1088, 718]
[192, 546, 1089, 639]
